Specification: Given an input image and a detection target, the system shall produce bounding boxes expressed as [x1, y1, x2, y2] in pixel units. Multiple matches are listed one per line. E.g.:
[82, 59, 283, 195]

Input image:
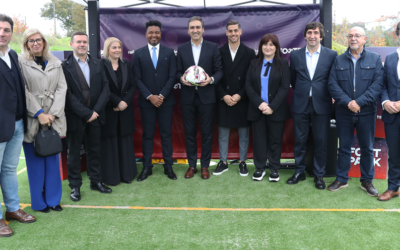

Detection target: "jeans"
[0, 120, 24, 219]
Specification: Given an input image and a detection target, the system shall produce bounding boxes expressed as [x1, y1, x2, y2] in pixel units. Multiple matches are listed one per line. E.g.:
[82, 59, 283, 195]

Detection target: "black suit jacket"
[132, 44, 177, 107]
[0, 49, 27, 142]
[290, 46, 337, 115]
[217, 42, 254, 128]
[101, 59, 136, 137]
[245, 57, 291, 122]
[62, 54, 110, 133]
[176, 40, 223, 104]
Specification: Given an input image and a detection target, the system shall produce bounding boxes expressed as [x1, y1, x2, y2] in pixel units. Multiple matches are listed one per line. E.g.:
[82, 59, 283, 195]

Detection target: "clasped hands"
[113, 101, 128, 111]
[148, 95, 164, 108]
[223, 94, 241, 106]
[348, 100, 360, 113]
[383, 101, 400, 114]
[38, 113, 55, 126]
[181, 73, 212, 87]
[258, 102, 273, 115]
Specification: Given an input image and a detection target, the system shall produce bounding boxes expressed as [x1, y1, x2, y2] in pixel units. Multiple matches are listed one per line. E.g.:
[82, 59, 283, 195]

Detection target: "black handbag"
[33, 125, 63, 157]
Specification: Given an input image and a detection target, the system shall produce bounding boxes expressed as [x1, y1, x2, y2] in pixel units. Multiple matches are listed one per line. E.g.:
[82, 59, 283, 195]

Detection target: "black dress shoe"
[70, 187, 81, 202]
[137, 167, 153, 182]
[164, 167, 177, 180]
[50, 205, 63, 212]
[314, 176, 326, 190]
[122, 180, 132, 184]
[37, 207, 50, 213]
[286, 172, 306, 184]
[90, 182, 112, 193]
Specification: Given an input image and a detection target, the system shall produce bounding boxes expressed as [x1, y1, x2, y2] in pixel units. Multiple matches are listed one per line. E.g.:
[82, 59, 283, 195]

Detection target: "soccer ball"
[184, 66, 206, 86]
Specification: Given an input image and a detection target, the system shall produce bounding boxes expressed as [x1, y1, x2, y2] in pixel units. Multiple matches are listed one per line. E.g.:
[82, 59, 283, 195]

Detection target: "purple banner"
[99, 5, 319, 160]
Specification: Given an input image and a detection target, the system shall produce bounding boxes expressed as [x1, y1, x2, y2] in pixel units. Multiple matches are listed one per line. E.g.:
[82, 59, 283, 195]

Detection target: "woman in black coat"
[101, 37, 137, 185]
[245, 33, 291, 182]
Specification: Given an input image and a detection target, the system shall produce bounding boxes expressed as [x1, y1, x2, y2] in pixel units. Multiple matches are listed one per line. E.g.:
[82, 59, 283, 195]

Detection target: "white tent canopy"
[71, 0, 319, 8]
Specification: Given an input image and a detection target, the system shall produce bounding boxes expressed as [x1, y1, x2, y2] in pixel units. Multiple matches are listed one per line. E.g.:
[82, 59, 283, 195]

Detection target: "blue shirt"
[261, 59, 273, 104]
[349, 50, 361, 89]
[305, 45, 321, 96]
[74, 54, 90, 87]
[191, 39, 203, 66]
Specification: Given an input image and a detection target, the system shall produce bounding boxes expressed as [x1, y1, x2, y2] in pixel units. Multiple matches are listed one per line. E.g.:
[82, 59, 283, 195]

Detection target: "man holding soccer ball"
[176, 16, 223, 179]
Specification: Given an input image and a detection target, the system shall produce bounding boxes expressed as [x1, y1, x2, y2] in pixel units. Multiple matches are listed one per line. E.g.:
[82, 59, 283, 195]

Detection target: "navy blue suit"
[176, 40, 223, 168]
[0, 50, 27, 142]
[381, 51, 400, 191]
[290, 46, 337, 176]
[132, 44, 177, 169]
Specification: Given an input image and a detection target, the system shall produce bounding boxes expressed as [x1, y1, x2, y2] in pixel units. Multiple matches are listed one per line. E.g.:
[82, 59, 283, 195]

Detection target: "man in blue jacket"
[378, 22, 400, 201]
[288, 22, 337, 189]
[327, 26, 383, 196]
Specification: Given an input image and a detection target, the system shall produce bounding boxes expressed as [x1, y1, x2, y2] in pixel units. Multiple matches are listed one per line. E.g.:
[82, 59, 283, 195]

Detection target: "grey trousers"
[218, 126, 250, 162]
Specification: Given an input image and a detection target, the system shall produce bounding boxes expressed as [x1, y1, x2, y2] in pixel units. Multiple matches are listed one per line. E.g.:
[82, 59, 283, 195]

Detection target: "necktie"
[152, 47, 157, 69]
[263, 62, 271, 77]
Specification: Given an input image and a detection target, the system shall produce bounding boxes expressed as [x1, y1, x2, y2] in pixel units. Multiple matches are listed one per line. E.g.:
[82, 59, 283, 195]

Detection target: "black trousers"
[293, 100, 330, 176]
[252, 114, 285, 171]
[181, 94, 215, 168]
[67, 123, 102, 189]
[140, 104, 174, 169]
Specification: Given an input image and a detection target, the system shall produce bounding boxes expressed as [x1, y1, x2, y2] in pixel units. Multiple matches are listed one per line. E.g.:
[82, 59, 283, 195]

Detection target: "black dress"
[100, 60, 137, 185]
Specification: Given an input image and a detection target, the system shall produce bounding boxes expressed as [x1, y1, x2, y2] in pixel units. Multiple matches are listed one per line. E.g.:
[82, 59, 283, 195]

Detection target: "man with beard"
[213, 20, 254, 177]
[132, 20, 177, 181]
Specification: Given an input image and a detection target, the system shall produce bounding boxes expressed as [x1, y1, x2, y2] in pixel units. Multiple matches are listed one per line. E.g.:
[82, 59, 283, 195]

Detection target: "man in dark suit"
[213, 20, 254, 177]
[132, 20, 177, 181]
[62, 31, 111, 202]
[288, 22, 337, 190]
[0, 13, 36, 237]
[176, 16, 223, 179]
[378, 22, 400, 201]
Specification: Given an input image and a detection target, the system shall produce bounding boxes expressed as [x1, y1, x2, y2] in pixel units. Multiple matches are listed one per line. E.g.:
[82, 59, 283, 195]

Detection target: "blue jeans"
[335, 112, 376, 183]
[0, 120, 24, 219]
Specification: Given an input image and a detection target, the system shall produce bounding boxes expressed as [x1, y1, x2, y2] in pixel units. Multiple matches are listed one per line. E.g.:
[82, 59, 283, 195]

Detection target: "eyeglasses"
[27, 38, 43, 44]
[347, 34, 365, 40]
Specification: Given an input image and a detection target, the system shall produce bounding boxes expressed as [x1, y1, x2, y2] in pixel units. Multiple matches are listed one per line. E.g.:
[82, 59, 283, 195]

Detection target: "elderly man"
[0, 13, 36, 237]
[328, 26, 383, 196]
[379, 22, 400, 201]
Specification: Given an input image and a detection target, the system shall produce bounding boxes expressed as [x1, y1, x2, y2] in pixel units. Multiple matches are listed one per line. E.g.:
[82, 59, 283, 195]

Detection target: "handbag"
[33, 125, 63, 157]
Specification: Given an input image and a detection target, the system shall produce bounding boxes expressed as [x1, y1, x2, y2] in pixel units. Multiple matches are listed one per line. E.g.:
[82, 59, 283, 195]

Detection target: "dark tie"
[263, 62, 271, 77]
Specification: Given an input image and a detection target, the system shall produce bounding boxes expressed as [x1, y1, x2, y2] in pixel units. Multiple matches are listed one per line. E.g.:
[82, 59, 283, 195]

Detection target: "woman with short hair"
[100, 37, 137, 185]
[19, 28, 67, 212]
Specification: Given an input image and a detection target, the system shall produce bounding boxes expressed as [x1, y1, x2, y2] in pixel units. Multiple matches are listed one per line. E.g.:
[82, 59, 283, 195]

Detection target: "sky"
[2, 0, 400, 36]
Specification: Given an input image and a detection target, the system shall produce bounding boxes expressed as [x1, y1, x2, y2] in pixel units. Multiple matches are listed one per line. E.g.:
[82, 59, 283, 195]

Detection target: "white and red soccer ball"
[184, 66, 206, 86]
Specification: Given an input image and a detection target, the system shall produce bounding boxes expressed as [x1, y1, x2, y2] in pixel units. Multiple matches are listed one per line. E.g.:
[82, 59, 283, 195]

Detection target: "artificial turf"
[1, 150, 399, 249]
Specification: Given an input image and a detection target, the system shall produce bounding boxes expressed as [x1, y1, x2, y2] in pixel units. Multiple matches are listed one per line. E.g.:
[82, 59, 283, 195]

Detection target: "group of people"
[0, 12, 400, 237]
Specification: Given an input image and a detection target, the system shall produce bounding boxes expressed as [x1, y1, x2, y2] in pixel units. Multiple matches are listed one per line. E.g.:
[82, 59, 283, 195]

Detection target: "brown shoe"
[185, 167, 198, 179]
[201, 167, 210, 179]
[5, 209, 36, 223]
[378, 190, 400, 201]
[0, 219, 13, 237]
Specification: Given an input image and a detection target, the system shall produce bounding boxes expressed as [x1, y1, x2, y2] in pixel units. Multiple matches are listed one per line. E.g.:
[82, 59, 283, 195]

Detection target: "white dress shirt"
[191, 39, 203, 66]
[229, 43, 240, 61]
[305, 45, 321, 96]
[0, 46, 11, 69]
[148, 43, 160, 60]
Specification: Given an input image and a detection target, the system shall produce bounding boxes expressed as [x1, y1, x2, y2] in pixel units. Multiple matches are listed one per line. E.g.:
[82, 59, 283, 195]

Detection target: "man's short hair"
[0, 14, 14, 32]
[396, 22, 400, 37]
[71, 31, 88, 42]
[146, 20, 162, 31]
[304, 22, 325, 39]
[226, 20, 241, 30]
[188, 16, 204, 28]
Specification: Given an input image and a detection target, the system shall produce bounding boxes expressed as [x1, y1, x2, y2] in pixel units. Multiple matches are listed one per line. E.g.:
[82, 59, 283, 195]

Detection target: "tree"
[366, 26, 386, 47]
[12, 14, 29, 35]
[333, 17, 350, 47]
[40, 0, 86, 36]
